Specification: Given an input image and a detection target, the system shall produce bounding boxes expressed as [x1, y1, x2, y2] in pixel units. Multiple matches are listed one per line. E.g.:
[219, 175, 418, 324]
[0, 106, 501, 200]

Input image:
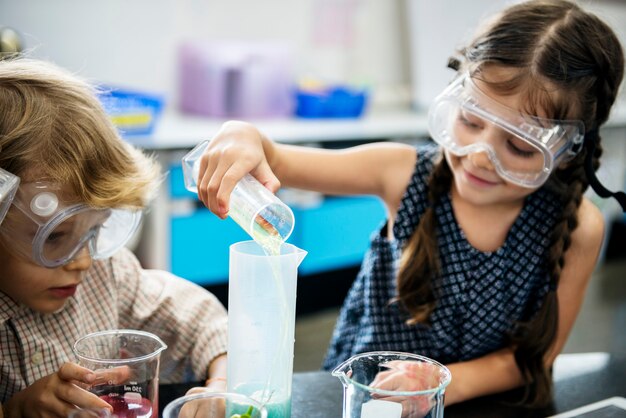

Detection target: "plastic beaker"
[162, 391, 268, 418]
[332, 351, 451, 418]
[73, 329, 167, 418]
[182, 140, 295, 245]
[0, 167, 19, 225]
[227, 240, 306, 418]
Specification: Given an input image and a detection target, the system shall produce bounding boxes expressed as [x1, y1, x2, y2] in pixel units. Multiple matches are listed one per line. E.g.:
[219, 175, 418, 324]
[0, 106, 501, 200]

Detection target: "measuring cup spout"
[331, 357, 353, 387]
[293, 246, 307, 267]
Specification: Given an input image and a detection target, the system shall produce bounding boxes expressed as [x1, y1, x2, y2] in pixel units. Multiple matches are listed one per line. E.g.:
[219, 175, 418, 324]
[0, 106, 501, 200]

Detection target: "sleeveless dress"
[322, 144, 563, 370]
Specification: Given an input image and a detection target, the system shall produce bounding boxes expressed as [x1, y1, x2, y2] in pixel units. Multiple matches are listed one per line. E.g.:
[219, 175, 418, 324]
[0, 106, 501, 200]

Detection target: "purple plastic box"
[178, 41, 294, 118]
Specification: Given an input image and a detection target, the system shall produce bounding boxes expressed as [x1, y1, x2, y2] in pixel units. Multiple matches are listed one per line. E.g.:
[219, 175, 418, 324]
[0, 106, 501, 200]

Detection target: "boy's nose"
[63, 247, 92, 271]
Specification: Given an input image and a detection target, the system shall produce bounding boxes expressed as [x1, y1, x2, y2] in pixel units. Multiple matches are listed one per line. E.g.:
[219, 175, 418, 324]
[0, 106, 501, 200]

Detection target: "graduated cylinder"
[227, 240, 306, 418]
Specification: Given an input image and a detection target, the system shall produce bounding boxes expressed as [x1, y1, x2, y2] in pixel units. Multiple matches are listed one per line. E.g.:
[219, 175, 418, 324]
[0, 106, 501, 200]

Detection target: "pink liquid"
[100, 394, 154, 418]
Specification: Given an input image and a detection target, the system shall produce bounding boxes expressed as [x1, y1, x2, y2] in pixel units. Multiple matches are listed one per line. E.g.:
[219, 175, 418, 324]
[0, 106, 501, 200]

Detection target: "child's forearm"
[205, 353, 228, 390]
[444, 348, 524, 405]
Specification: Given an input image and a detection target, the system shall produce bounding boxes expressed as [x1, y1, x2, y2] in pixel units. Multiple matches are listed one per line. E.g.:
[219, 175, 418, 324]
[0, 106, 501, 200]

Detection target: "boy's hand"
[2, 362, 113, 418]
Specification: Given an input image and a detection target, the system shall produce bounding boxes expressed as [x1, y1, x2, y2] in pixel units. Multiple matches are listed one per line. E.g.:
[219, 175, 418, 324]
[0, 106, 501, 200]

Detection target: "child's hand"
[178, 388, 225, 418]
[2, 362, 113, 418]
[369, 360, 442, 418]
[196, 121, 280, 219]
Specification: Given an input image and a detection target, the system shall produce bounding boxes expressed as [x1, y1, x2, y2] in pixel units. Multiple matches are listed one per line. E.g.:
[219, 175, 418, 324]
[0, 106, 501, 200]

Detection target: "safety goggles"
[0, 182, 142, 268]
[428, 73, 585, 187]
[0, 168, 20, 226]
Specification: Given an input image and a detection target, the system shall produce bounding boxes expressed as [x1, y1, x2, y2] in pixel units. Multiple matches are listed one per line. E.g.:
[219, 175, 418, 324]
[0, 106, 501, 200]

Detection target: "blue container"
[98, 86, 165, 136]
[295, 86, 368, 118]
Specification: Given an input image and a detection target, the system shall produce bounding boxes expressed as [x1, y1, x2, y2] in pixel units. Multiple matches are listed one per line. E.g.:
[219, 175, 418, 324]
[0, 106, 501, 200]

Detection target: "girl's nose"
[467, 150, 495, 171]
[63, 246, 92, 271]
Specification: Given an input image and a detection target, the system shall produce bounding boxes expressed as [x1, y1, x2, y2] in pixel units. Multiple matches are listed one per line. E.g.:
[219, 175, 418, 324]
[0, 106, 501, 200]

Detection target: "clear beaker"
[73, 329, 167, 418]
[227, 240, 306, 418]
[332, 351, 451, 418]
[162, 391, 268, 418]
[0, 167, 20, 225]
[182, 140, 295, 245]
[67, 408, 114, 418]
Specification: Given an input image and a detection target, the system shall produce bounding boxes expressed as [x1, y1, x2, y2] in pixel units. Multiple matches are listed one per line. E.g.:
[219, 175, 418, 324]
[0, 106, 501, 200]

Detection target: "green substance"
[230, 405, 256, 418]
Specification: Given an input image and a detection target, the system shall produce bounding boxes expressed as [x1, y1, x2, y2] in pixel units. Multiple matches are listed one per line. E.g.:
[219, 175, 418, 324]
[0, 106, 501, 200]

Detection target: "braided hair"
[396, 0, 624, 406]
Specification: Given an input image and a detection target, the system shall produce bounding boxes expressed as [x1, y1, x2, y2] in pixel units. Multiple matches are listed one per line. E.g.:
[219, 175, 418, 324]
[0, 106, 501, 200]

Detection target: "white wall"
[406, 0, 626, 110]
[0, 0, 409, 110]
[2, 0, 624, 113]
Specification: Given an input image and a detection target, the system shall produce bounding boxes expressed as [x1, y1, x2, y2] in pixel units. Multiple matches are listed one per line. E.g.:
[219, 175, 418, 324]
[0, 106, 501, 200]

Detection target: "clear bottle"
[182, 140, 294, 248]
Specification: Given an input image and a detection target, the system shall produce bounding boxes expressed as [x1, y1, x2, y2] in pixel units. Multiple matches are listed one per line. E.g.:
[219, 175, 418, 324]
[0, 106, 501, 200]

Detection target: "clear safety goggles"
[0, 168, 20, 226]
[428, 73, 585, 187]
[0, 182, 142, 268]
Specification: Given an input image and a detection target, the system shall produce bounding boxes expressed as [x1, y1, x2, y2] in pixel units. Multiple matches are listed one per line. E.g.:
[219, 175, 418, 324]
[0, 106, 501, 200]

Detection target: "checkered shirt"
[323, 143, 562, 370]
[0, 248, 228, 404]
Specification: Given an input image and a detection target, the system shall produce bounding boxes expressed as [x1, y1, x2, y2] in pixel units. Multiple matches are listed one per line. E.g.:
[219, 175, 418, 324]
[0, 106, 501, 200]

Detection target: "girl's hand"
[177, 388, 225, 418]
[2, 362, 113, 418]
[196, 121, 280, 219]
[369, 360, 443, 418]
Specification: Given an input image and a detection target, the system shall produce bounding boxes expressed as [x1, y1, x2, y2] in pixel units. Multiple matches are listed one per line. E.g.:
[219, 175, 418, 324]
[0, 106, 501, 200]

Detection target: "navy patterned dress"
[322, 144, 563, 370]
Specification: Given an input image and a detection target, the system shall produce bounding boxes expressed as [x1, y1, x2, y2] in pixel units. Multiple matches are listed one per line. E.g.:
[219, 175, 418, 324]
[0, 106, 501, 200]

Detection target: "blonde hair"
[0, 58, 161, 208]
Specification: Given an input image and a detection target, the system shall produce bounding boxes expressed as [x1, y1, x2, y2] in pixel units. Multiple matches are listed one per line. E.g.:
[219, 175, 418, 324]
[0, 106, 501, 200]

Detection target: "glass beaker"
[182, 140, 295, 245]
[162, 391, 268, 418]
[227, 241, 306, 418]
[73, 329, 167, 418]
[332, 351, 451, 418]
[67, 408, 114, 418]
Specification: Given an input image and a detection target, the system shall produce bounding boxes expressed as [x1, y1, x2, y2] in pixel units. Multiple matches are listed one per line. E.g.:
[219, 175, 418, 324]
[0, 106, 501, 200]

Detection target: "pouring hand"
[369, 360, 442, 418]
[2, 362, 113, 418]
[196, 121, 280, 219]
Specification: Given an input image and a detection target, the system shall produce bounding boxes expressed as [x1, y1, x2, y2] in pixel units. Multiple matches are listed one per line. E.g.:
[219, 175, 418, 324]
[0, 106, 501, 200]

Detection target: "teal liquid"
[227, 397, 291, 418]
[262, 397, 291, 418]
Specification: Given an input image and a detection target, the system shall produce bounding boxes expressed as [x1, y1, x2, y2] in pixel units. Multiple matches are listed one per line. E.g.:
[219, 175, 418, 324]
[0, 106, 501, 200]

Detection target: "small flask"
[182, 140, 294, 246]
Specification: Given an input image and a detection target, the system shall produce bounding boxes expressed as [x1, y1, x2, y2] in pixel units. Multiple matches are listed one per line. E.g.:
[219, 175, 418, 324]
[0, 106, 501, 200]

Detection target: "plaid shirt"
[0, 248, 228, 404]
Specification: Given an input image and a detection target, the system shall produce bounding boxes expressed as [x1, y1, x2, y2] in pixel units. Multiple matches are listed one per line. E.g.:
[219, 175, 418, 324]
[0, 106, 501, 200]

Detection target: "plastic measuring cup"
[162, 391, 268, 418]
[0, 167, 19, 225]
[332, 351, 451, 418]
[227, 240, 306, 418]
[182, 140, 295, 245]
[73, 329, 167, 418]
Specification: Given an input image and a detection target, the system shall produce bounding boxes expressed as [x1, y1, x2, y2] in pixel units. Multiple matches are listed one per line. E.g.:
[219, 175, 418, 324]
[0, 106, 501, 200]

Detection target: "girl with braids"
[193, 0, 625, 408]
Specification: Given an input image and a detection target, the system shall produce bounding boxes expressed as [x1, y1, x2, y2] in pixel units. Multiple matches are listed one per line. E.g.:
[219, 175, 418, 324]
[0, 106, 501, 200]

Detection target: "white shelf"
[125, 107, 430, 150]
[127, 100, 626, 151]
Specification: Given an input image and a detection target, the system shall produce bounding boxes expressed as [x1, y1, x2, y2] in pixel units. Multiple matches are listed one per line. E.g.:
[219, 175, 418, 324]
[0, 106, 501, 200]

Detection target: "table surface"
[160, 307, 626, 417]
[159, 352, 626, 418]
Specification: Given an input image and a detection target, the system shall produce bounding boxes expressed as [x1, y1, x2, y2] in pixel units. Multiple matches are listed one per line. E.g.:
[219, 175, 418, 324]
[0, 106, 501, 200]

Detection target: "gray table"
[160, 352, 625, 417]
[161, 308, 626, 417]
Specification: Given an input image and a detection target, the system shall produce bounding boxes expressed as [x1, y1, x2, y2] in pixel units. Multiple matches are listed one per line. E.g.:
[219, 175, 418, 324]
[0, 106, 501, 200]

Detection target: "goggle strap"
[585, 135, 626, 213]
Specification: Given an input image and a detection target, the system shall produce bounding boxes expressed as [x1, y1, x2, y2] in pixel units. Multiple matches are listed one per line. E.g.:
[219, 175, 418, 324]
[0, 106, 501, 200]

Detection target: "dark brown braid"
[396, 154, 452, 324]
[396, 0, 623, 407]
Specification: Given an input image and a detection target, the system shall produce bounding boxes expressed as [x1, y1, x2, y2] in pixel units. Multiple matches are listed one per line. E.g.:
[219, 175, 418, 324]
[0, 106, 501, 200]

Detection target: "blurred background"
[2, 0, 625, 371]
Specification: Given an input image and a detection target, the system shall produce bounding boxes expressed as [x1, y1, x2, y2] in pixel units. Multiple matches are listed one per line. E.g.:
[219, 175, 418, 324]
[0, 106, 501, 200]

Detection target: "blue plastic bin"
[295, 86, 368, 118]
[98, 86, 165, 136]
